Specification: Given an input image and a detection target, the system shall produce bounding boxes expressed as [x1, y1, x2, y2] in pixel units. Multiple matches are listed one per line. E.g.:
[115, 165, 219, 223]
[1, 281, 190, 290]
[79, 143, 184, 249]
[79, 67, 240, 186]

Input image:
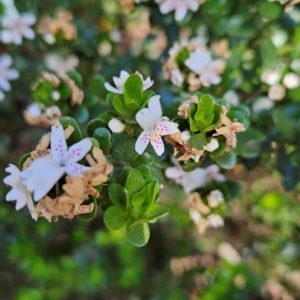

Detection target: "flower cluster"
[0, 0, 36, 45]
[165, 162, 225, 194]
[3, 122, 112, 221]
[37, 8, 77, 44]
[26, 70, 83, 127]
[163, 36, 226, 90]
[0, 53, 19, 101]
[188, 191, 225, 234]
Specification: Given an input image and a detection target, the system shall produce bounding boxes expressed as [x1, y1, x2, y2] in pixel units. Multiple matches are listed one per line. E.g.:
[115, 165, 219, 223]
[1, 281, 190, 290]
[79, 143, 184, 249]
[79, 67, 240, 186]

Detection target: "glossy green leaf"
[93, 128, 111, 155]
[111, 139, 138, 163]
[109, 182, 127, 206]
[125, 169, 145, 196]
[145, 205, 169, 221]
[214, 151, 237, 169]
[59, 116, 82, 145]
[188, 133, 207, 150]
[104, 205, 130, 230]
[88, 75, 106, 97]
[126, 222, 150, 247]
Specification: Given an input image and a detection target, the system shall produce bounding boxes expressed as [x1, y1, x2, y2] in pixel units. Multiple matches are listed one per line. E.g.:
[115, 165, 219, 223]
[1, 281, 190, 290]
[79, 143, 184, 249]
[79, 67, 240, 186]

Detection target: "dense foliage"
[1, 0, 300, 299]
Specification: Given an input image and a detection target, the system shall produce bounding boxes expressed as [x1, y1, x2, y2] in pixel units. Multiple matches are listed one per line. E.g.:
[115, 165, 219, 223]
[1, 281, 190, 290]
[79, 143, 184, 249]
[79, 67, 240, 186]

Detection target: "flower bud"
[108, 118, 125, 133]
[204, 138, 219, 152]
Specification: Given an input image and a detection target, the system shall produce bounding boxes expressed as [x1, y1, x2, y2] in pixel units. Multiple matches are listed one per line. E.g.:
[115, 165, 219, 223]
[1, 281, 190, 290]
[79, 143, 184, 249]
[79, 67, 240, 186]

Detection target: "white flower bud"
[207, 190, 224, 208]
[207, 214, 224, 228]
[52, 90, 60, 101]
[204, 138, 219, 152]
[108, 118, 125, 133]
[181, 130, 191, 141]
[43, 33, 56, 45]
[283, 72, 300, 89]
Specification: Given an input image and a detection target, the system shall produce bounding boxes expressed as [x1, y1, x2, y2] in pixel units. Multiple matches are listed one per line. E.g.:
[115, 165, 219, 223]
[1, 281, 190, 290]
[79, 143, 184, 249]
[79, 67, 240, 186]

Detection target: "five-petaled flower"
[4, 164, 37, 220]
[0, 53, 19, 101]
[135, 95, 179, 156]
[104, 70, 153, 94]
[155, 0, 199, 22]
[185, 49, 225, 86]
[0, 3, 36, 45]
[21, 123, 92, 201]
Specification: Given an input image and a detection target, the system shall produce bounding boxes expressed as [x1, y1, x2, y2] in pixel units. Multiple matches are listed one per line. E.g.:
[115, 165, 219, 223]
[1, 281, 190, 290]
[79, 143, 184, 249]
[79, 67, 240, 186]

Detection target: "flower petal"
[65, 162, 91, 177]
[156, 120, 179, 136]
[135, 130, 151, 155]
[136, 108, 155, 130]
[6, 188, 27, 210]
[21, 13, 36, 25]
[148, 95, 162, 121]
[23, 28, 35, 40]
[67, 138, 92, 162]
[104, 82, 122, 94]
[150, 135, 165, 156]
[51, 124, 67, 164]
[4, 164, 20, 187]
[6, 68, 19, 80]
[143, 77, 154, 90]
[0, 53, 12, 67]
[165, 166, 184, 180]
[175, 5, 188, 21]
[120, 70, 130, 81]
[0, 78, 11, 91]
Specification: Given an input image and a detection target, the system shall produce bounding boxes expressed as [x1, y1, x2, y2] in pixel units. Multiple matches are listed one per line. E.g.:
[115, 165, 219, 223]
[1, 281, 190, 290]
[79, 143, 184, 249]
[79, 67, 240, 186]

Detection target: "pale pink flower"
[135, 96, 179, 156]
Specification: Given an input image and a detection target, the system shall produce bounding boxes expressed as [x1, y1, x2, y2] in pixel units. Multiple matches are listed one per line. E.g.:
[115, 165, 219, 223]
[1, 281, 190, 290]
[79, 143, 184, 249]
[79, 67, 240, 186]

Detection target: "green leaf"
[131, 189, 147, 207]
[214, 151, 236, 169]
[88, 75, 106, 97]
[72, 105, 89, 123]
[125, 169, 145, 196]
[77, 196, 97, 221]
[194, 95, 214, 129]
[111, 139, 138, 163]
[86, 119, 105, 137]
[59, 116, 82, 145]
[18, 153, 31, 169]
[137, 165, 152, 178]
[123, 75, 143, 110]
[131, 152, 153, 167]
[58, 81, 71, 101]
[149, 165, 164, 185]
[104, 205, 130, 230]
[260, 37, 277, 68]
[209, 137, 227, 158]
[145, 204, 169, 221]
[67, 71, 82, 86]
[109, 183, 127, 206]
[259, 2, 282, 20]
[33, 80, 53, 104]
[83, 94, 99, 107]
[93, 128, 111, 155]
[182, 160, 201, 172]
[99, 112, 118, 125]
[113, 95, 131, 115]
[144, 179, 159, 205]
[188, 133, 207, 150]
[126, 222, 150, 247]
[116, 166, 134, 185]
[212, 103, 222, 124]
[272, 110, 297, 140]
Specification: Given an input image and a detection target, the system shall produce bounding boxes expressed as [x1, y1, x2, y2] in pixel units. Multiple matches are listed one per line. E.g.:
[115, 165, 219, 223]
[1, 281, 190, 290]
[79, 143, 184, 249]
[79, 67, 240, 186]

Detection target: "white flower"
[4, 164, 37, 220]
[268, 84, 286, 101]
[21, 124, 92, 201]
[155, 0, 199, 22]
[223, 90, 240, 106]
[25, 103, 42, 118]
[45, 54, 79, 77]
[189, 208, 202, 223]
[165, 165, 207, 194]
[283, 72, 300, 89]
[207, 190, 224, 208]
[205, 164, 226, 182]
[203, 138, 219, 152]
[260, 69, 280, 85]
[108, 118, 125, 133]
[45, 105, 61, 119]
[181, 130, 191, 141]
[0, 53, 19, 101]
[104, 70, 154, 94]
[0, 9, 36, 45]
[208, 214, 224, 228]
[170, 68, 184, 86]
[185, 49, 224, 86]
[135, 96, 179, 156]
